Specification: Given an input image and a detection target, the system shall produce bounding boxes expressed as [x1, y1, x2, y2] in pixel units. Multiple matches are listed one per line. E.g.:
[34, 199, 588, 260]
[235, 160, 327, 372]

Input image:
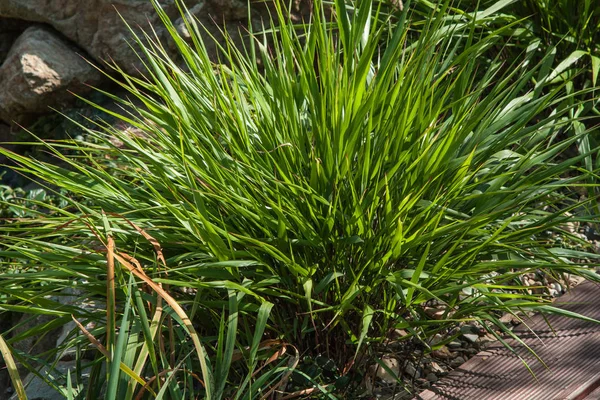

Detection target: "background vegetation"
[0, 0, 599, 398]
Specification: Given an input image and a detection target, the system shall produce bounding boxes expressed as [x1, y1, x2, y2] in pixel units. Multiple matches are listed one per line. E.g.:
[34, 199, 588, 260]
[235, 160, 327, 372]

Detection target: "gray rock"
[0, 25, 103, 124]
[467, 347, 479, 356]
[450, 356, 466, 368]
[209, 0, 247, 20]
[376, 356, 400, 383]
[460, 324, 482, 343]
[430, 333, 444, 346]
[462, 333, 479, 343]
[0, 0, 254, 76]
[553, 282, 563, 293]
[404, 361, 419, 378]
[9, 361, 90, 400]
[0, 0, 179, 75]
[426, 372, 438, 383]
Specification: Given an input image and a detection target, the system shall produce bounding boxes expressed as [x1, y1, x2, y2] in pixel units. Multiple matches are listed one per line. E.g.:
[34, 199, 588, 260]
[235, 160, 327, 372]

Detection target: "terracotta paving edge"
[564, 372, 600, 400]
[413, 281, 600, 400]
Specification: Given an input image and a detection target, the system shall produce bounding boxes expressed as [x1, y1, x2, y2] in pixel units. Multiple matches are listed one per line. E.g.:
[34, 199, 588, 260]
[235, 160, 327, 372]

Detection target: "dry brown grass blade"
[231, 338, 284, 362]
[113, 252, 191, 331]
[120, 252, 149, 277]
[264, 345, 287, 366]
[134, 369, 205, 400]
[71, 315, 111, 359]
[0, 334, 27, 400]
[107, 236, 116, 351]
[72, 315, 154, 394]
[278, 386, 332, 400]
[79, 218, 210, 393]
[109, 213, 167, 267]
[110, 250, 211, 386]
[133, 369, 170, 400]
[261, 344, 300, 400]
[231, 340, 299, 400]
[251, 342, 287, 379]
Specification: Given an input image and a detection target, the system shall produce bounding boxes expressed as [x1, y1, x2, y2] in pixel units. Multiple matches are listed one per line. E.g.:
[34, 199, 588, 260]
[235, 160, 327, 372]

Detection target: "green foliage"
[411, 0, 600, 183]
[1, 0, 600, 397]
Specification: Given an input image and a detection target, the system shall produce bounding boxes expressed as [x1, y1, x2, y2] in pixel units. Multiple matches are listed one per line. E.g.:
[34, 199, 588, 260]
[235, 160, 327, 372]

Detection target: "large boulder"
[0, 25, 103, 124]
[0, 0, 249, 75]
[0, 0, 175, 75]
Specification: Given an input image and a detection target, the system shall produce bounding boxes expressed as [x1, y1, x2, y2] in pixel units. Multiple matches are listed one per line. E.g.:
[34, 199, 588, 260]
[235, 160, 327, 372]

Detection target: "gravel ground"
[366, 221, 599, 400]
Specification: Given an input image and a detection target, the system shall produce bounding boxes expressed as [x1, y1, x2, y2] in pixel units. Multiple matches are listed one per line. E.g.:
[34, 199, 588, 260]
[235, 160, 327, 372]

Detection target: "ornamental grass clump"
[1, 0, 600, 397]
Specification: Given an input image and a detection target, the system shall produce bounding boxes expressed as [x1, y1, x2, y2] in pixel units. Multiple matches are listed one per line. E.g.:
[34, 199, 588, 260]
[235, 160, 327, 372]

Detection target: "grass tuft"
[1, 0, 600, 397]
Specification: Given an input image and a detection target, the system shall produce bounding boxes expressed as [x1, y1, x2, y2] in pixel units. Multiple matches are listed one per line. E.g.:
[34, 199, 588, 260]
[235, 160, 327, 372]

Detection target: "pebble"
[532, 281, 545, 294]
[430, 334, 444, 346]
[404, 362, 419, 379]
[499, 313, 519, 325]
[431, 346, 453, 359]
[424, 306, 447, 320]
[391, 329, 408, 339]
[564, 221, 577, 233]
[450, 356, 466, 368]
[417, 378, 431, 389]
[467, 348, 479, 356]
[553, 282, 563, 293]
[462, 333, 479, 343]
[426, 373, 439, 383]
[430, 361, 445, 373]
[569, 275, 585, 287]
[478, 333, 497, 345]
[447, 341, 462, 349]
[376, 356, 400, 383]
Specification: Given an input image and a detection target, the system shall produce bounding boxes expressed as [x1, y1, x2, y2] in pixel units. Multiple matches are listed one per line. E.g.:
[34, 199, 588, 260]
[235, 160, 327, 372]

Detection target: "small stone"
[447, 341, 462, 349]
[467, 348, 478, 356]
[426, 373, 439, 383]
[553, 282, 563, 293]
[417, 378, 431, 389]
[541, 276, 549, 285]
[430, 334, 444, 346]
[478, 333, 497, 345]
[532, 281, 545, 294]
[404, 361, 419, 378]
[430, 361, 445, 373]
[564, 221, 577, 233]
[569, 275, 585, 287]
[462, 333, 479, 343]
[499, 313, 519, 325]
[391, 329, 408, 339]
[424, 306, 446, 320]
[376, 356, 400, 383]
[431, 345, 453, 359]
[450, 356, 466, 368]
[574, 232, 588, 241]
